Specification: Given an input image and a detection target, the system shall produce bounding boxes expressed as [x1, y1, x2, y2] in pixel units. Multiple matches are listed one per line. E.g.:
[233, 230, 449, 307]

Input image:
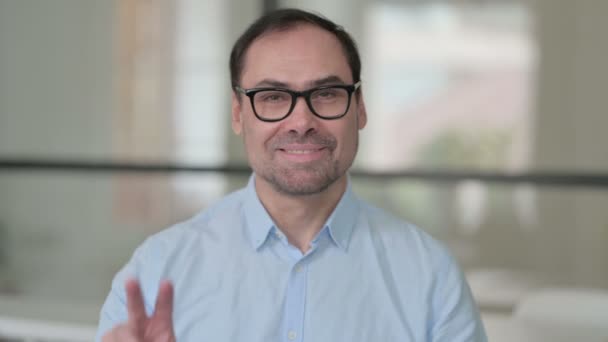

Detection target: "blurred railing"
[2, 159, 608, 188]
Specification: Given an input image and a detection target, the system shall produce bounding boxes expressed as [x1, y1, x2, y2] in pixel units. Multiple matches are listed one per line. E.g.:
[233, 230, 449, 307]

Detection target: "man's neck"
[254, 175, 347, 253]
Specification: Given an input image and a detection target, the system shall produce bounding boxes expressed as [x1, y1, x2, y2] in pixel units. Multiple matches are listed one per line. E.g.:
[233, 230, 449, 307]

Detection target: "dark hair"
[229, 8, 361, 89]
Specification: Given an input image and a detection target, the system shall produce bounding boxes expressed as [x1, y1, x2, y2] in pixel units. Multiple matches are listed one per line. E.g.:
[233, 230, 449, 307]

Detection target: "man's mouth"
[277, 145, 328, 162]
[281, 148, 325, 154]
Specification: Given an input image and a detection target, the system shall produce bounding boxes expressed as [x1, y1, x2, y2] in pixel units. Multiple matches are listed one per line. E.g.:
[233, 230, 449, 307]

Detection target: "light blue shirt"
[97, 175, 487, 341]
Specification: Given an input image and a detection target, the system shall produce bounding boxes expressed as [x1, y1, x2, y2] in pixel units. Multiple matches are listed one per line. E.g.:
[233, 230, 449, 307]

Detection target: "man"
[97, 8, 487, 342]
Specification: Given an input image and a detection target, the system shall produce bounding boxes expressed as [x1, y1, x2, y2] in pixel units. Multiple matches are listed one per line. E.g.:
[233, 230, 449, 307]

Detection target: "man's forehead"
[252, 75, 349, 89]
[240, 26, 352, 88]
[255, 23, 330, 44]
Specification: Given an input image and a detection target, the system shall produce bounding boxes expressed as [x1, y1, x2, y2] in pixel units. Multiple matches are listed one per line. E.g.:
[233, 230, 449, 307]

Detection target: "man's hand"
[102, 279, 176, 342]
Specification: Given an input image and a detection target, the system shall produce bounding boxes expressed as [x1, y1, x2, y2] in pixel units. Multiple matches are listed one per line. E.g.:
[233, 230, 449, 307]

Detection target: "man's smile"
[277, 144, 329, 162]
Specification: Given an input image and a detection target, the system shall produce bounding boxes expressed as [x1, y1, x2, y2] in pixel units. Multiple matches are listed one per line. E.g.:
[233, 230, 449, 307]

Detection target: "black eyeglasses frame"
[234, 81, 361, 122]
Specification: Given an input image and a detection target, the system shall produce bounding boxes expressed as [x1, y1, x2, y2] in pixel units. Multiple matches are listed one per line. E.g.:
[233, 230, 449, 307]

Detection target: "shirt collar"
[243, 175, 276, 250]
[321, 176, 358, 251]
[242, 174, 359, 252]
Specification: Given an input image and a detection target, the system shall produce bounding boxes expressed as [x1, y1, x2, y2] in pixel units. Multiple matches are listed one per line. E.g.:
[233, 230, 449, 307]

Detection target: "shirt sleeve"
[430, 248, 488, 342]
[95, 241, 155, 342]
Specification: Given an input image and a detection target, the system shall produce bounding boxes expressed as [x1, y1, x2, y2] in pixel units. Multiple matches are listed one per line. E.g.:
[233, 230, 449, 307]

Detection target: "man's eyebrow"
[253, 79, 290, 88]
[252, 76, 348, 89]
[310, 75, 347, 87]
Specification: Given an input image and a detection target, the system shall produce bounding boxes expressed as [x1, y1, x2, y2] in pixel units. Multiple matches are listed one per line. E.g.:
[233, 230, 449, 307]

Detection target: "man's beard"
[260, 159, 342, 196]
[251, 130, 352, 196]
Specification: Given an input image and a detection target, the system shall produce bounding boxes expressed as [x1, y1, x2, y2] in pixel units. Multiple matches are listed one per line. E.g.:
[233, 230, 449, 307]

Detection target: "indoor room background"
[1, 0, 607, 341]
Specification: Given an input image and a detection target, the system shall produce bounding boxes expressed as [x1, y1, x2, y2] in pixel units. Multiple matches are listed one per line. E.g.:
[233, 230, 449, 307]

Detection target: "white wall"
[0, 0, 113, 159]
[532, 0, 608, 287]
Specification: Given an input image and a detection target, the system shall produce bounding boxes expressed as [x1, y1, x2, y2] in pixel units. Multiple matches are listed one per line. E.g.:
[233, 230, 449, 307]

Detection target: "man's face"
[232, 24, 367, 196]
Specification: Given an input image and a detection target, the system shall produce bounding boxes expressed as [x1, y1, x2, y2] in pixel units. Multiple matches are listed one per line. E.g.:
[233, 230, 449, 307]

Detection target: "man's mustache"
[270, 131, 337, 150]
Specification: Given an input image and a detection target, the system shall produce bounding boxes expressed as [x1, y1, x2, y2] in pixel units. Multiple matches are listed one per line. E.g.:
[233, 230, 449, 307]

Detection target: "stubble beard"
[249, 131, 357, 197]
[261, 159, 342, 196]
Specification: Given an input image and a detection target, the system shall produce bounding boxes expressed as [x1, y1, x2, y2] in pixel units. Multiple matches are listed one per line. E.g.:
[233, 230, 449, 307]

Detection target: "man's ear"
[356, 94, 367, 130]
[231, 92, 243, 135]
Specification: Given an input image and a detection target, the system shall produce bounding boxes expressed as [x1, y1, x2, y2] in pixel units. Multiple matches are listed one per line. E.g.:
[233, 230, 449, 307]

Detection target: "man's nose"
[284, 96, 318, 134]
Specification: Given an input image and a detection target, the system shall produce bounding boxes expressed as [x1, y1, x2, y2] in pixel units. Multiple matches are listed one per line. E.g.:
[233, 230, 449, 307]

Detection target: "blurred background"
[0, 0, 607, 341]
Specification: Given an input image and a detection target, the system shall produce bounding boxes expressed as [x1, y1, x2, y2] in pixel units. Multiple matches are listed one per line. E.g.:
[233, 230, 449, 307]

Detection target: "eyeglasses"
[234, 81, 361, 122]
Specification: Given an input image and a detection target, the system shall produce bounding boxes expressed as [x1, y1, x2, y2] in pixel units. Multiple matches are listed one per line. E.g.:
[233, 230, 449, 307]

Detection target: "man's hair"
[229, 8, 362, 89]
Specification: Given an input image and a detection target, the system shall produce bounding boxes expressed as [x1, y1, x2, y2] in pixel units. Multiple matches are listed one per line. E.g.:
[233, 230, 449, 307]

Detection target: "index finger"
[125, 278, 147, 331]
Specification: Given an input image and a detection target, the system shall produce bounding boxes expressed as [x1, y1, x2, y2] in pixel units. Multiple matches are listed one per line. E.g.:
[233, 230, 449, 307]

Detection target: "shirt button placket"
[283, 261, 307, 342]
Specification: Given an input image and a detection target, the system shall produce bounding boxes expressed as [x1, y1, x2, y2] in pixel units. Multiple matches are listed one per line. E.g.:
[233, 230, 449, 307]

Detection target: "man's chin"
[273, 184, 329, 197]
[268, 173, 336, 197]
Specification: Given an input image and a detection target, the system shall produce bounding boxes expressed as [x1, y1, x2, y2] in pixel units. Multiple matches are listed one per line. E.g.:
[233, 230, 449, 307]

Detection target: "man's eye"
[260, 92, 288, 102]
[313, 89, 342, 101]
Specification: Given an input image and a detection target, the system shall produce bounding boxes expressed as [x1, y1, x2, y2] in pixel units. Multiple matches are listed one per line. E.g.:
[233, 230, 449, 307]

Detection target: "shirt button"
[287, 330, 297, 340]
[294, 265, 303, 273]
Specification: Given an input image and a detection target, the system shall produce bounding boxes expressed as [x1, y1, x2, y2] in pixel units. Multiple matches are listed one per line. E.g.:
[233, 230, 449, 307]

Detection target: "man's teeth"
[286, 150, 315, 154]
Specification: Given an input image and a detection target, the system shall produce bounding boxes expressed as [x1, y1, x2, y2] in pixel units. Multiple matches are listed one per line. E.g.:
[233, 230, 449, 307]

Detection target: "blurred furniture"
[0, 316, 96, 342]
[482, 287, 608, 342]
[513, 287, 608, 342]
[481, 312, 532, 342]
[0, 294, 98, 341]
[467, 268, 550, 313]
